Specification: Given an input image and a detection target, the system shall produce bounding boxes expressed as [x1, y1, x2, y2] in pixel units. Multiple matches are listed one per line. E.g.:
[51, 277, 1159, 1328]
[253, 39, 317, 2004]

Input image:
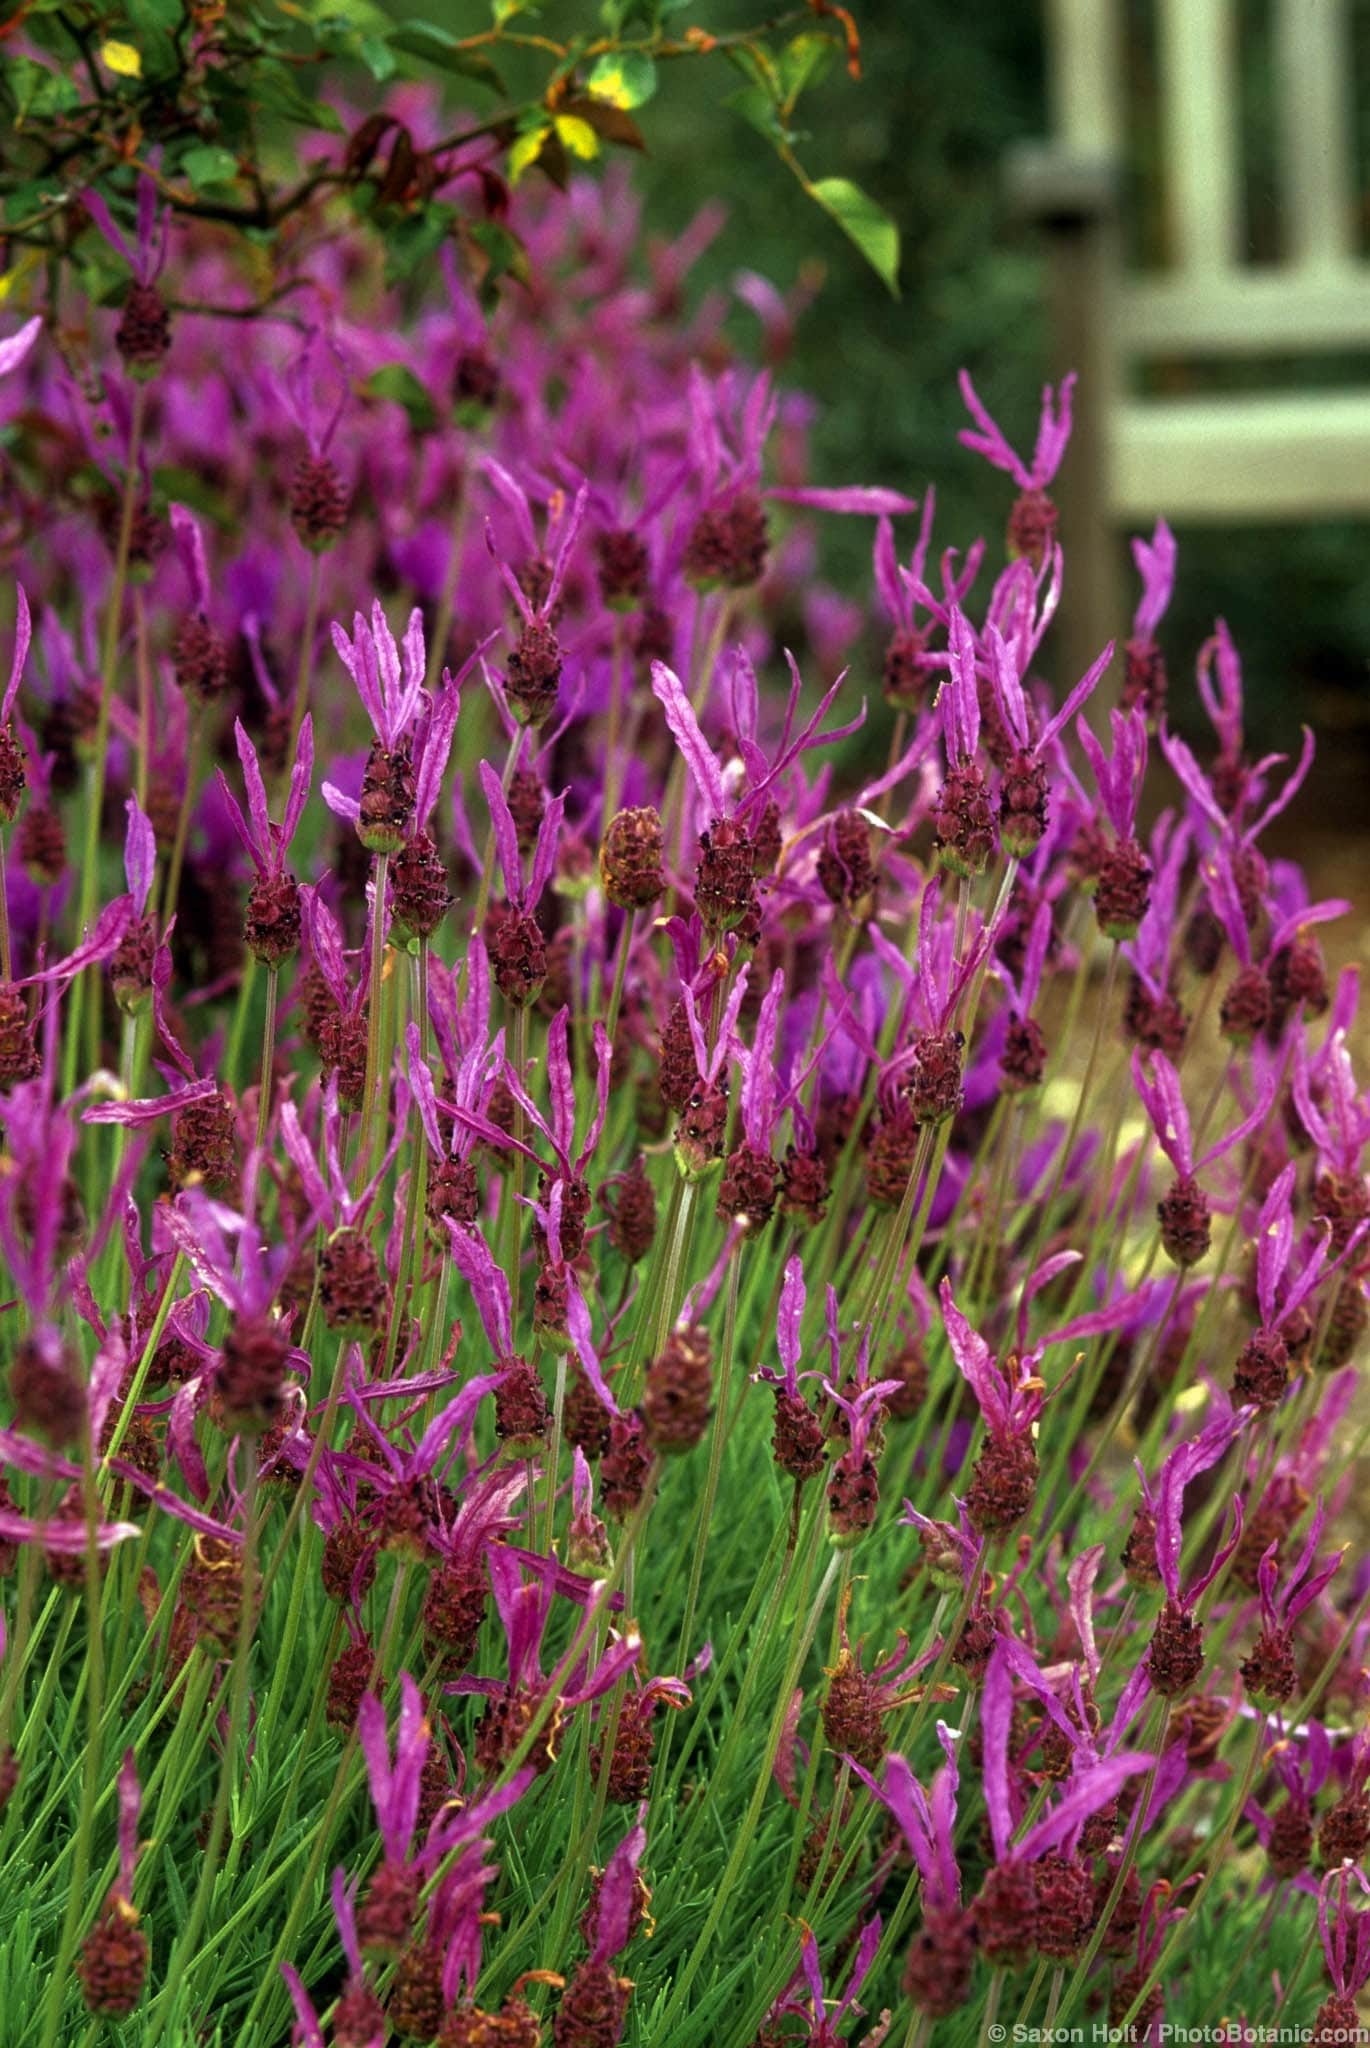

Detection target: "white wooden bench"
[1009, 0, 1370, 679]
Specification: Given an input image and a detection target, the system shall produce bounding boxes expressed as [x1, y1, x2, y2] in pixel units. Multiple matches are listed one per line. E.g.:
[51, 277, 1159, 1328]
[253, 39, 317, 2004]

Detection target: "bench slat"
[1045, 0, 1122, 156]
[1120, 269, 1370, 353]
[1110, 389, 1370, 518]
[1275, 0, 1354, 269]
[1158, 0, 1241, 274]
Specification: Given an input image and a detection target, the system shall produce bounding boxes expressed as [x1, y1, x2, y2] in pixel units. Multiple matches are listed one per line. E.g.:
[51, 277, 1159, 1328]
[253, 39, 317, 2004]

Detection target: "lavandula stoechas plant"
[1, 134, 1369, 2048]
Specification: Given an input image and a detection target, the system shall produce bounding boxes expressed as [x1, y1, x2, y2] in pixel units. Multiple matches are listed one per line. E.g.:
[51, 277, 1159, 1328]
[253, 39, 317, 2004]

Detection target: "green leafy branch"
[0, 0, 900, 300]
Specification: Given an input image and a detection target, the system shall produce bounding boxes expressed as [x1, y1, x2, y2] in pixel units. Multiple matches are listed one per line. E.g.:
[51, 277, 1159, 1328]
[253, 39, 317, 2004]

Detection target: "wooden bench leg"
[1045, 214, 1124, 706]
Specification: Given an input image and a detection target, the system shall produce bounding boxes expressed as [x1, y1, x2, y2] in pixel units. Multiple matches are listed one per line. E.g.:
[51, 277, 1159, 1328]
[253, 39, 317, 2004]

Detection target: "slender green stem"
[540, 1348, 568, 1557]
[461, 724, 523, 1005]
[285, 552, 322, 785]
[601, 613, 628, 831]
[38, 1425, 109, 2048]
[653, 1246, 741, 1801]
[506, 1002, 529, 1335]
[0, 825, 11, 983]
[1115, 1715, 1268, 2030]
[656, 1549, 842, 2030]
[423, 491, 471, 694]
[1022, 940, 1120, 1283]
[65, 381, 149, 1096]
[144, 1463, 261, 2046]
[160, 709, 205, 934]
[133, 585, 152, 809]
[602, 906, 635, 1046]
[1054, 1699, 1170, 2029]
[225, 951, 259, 1098]
[255, 964, 279, 1149]
[358, 850, 390, 1172]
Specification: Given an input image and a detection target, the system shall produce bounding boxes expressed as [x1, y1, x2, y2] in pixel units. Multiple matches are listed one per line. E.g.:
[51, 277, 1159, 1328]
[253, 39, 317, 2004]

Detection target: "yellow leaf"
[0, 254, 40, 304]
[553, 114, 599, 162]
[585, 52, 657, 108]
[586, 60, 631, 108]
[508, 126, 551, 185]
[100, 40, 143, 78]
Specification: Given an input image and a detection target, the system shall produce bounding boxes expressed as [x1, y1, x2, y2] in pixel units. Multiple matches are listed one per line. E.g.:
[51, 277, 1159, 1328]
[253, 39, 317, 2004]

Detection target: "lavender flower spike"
[0, 316, 42, 379]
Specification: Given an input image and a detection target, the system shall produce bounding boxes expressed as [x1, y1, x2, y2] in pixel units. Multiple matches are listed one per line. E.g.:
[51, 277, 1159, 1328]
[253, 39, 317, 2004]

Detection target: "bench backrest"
[1044, 0, 1370, 524]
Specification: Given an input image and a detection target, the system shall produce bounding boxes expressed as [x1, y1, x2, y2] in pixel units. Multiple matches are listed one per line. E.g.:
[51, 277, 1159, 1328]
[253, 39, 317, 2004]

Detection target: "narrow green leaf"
[5, 56, 81, 121]
[358, 35, 397, 82]
[388, 22, 507, 93]
[251, 61, 343, 132]
[360, 364, 439, 432]
[181, 145, 241, 193]
[807, 176, 901, 295]
[723, 88, 788, 149]
[778, 31, 836, 107]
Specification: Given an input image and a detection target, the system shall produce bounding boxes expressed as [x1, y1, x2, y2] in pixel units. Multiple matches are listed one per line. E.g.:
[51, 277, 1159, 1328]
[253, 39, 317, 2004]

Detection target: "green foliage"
[806, 176, 900, 297]
[0, 0, 901, 297]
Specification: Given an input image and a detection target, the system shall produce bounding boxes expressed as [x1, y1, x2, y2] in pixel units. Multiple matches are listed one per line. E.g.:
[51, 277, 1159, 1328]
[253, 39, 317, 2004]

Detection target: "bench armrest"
[1003, 141, 1118, 230]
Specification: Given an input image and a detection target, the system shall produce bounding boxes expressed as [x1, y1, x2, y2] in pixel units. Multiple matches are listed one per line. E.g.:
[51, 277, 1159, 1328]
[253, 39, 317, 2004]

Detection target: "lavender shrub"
[1, 113, 1369, 2048]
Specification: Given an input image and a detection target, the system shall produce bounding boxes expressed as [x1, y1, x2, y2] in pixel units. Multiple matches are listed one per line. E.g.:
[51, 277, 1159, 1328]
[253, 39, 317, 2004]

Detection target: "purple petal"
[740, 969, 784, 1147]
[981, 1636, 1016, 1862]
[3, 583, 31, 724]
[123, 797, 157, 916]
[1248, 726, 1315, 843]
[278, 1102, 331, 1224]
[957, 369, 1031, 490]
[566, 1280, 619, 1417]
[320, 780, 361, 829]
[1132, 519, 1177, 640]
[769, 484, 918, 516]
[80, 188, 137, 271]
[649, 661, 726, 820]
[939, 1279, 1008, 1434]
[1066, 1544, 1105, 1684]
[478, 759, 522, 905]
[405, 1024, 445, 1159]
[872, 516, 904, 626]
[1036, 639, 1115, 758]
[986, 622, 1030, 751]
[301, 886, 349, 1009]
[1159, 727, 1226, 833]
[0, 315, 42, 380]
[1019, 1751, 1154, 1861]
[445, 1220, 512, 1355]
[170, 503, 212, 614]
[0, 1508, 140, 1553]
[527, 788, 566, 910]
[332, 614, 386, 742]
[777, 1255, 805, 1389]
[1194, 1064, 1274, 1174]
[1131, 1049, 1192, 1176]
[545, 1009, 576, 1164]
[943, 607, 981, 764]
[546, 481, 589, 612]
[330, 1868, 363, 1979]
[282, 714, 314, 851]
[1028, 373, 1075, 488]
[588, 1819, 648, 1964]
[1267, 894, 1350, 962]
[83, 1077, 222, 1128]
[1254, 1164, 1296, 1328]
[233, 718, 272, 863]
[577, 1024, 613, 1168]
[280, 1966, 325, 2048]
[116, 1750, 141, 1895]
